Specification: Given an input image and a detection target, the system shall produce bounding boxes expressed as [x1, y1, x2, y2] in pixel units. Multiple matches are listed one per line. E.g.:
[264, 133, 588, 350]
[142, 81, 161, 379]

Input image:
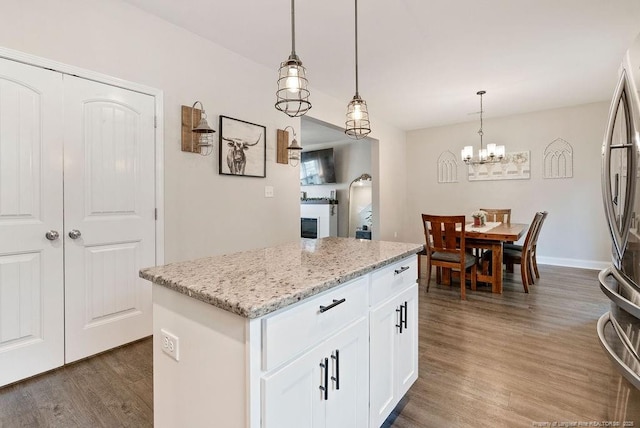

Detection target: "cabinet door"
[262, 318, 368, 428]
[369, 295, 401, 427]
[0, 58, 64, 387]
[396, 284, 419, 397]
[325, 317, 368, 428]
[63, 76, 156, 363]
[262, 341, 327, 428]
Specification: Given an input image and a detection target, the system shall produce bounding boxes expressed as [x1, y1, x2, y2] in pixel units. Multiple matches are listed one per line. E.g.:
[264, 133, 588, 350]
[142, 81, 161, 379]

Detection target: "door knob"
[45, 230, 60, 241]
[68, 229, 82, 239]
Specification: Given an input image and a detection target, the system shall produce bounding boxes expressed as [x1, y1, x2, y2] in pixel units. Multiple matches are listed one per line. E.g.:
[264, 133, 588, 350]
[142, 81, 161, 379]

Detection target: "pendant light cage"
[345, 0, 371, 139]
[345, 95, 371, 139]
[276, 56, 312, 117]
[275, 0, 312, 117]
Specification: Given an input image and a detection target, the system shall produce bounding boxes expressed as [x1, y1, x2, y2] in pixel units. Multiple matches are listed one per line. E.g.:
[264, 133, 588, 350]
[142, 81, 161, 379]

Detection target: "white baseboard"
[537, 256, 609, 271]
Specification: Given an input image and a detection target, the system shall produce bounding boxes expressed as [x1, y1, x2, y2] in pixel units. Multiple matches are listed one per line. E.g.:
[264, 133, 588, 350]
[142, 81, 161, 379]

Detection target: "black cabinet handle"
[402, 301, 408, 330]
[396, 306, 403, 333]
[331, 349, 340, 390]
[319, 358, 328, 400]
[394, 266, 410, 275]
[319, 298, 346, 313]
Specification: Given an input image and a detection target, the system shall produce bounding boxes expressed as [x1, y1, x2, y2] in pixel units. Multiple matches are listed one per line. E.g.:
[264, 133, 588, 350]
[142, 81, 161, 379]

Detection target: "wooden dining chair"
[422, 214, 477, 299]
[483, 212, 544, 292]
[479, 208, 511, 224]
[505, 211, 548, 280]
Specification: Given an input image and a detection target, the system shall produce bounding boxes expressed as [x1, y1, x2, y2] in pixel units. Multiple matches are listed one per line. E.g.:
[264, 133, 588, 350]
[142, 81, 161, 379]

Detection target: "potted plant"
[471, 210, 487, 226]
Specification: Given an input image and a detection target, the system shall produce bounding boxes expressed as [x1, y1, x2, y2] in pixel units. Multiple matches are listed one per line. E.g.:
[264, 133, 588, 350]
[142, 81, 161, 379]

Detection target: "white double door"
[0, 58, 156, 386]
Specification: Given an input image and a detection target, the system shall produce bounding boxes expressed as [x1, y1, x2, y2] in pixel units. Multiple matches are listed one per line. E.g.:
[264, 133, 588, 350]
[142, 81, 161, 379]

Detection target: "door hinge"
[155, 208, 158, 220]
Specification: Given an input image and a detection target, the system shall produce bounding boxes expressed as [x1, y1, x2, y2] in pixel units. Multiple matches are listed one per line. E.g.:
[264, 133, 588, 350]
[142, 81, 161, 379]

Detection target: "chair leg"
[471, 264, 477, 291]
[520, 260, 529, 293]
[532, 253, 540, 279]
[506, 261, 514, 273]
[528, 255, 536, 285]
[426, 262, 432, 293]
[460, 268, 466, 300]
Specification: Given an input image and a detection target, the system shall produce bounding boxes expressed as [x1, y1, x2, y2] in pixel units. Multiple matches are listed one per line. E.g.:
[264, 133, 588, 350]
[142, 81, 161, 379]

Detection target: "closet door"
[0, 60, 64, 386]
[63, 76, 156, 363]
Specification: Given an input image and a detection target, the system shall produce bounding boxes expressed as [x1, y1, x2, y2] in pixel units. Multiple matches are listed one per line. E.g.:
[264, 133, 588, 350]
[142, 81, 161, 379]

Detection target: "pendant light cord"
[354, 0, 359, 97]
[291, 0, 296, 55]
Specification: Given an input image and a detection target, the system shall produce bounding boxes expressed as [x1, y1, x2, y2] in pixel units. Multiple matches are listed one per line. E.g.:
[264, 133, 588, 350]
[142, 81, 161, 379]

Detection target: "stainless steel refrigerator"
[599, 31, 640, 422]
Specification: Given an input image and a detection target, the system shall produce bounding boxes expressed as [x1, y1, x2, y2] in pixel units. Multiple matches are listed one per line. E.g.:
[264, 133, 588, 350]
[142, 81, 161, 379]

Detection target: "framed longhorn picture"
[219, 115, 266, 178]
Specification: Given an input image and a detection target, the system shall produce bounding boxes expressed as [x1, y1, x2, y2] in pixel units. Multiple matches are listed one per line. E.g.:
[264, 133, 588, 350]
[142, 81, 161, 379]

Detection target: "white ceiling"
[123, 0, 640, 131]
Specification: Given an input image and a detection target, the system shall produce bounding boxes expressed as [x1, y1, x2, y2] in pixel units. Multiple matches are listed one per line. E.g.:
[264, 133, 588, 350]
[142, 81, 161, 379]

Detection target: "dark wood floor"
[384, 265, 617, 427]
[0, 265, 623, 427]
[0, 337, 153, 427]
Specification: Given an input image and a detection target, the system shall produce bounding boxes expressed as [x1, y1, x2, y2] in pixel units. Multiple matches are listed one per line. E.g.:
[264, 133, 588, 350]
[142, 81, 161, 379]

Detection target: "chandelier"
[461, 90, 505, 165]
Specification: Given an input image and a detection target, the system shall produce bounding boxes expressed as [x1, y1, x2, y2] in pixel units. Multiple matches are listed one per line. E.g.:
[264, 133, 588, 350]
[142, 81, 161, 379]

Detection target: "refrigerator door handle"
[601, 69, 638, 264]
[599, 266, 640, 319]
[597, 312, 640, 390]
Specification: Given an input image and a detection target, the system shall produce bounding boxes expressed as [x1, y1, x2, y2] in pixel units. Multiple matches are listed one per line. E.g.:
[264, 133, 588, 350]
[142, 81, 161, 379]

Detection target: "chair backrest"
[422, 214, 466, 255]
[522, 212, 545, 256]
[531, 211, 548, 248]
[480, 208, 511, 224]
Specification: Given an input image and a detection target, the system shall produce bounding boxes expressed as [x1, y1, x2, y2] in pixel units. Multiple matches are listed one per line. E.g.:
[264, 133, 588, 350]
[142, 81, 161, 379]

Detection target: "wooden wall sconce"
[181, 102, 215, 156]
[276, 129, 290, 164]
[277, 126, 301, 166]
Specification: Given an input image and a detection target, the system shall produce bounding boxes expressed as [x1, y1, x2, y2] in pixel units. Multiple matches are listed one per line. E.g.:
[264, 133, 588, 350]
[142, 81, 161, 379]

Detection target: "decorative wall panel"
[437, 151, 458, 183]
[467, 151, 531, 181]
[543, 138, 573, 179]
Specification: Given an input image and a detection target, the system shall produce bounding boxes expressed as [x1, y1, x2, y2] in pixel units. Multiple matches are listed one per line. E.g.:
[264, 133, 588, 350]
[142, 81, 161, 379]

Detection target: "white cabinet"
[369, 258, 419, 427]
[151, 254, 419, 428]
[262, 317, 369, 428]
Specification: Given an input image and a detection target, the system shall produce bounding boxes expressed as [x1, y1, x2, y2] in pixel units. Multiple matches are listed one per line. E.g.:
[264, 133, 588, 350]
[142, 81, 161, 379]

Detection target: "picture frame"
[219, 115, 266, 178]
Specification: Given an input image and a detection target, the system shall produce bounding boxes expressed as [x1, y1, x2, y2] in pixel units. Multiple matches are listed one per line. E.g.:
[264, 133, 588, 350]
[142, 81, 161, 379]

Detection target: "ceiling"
[122, 0, 640, 131]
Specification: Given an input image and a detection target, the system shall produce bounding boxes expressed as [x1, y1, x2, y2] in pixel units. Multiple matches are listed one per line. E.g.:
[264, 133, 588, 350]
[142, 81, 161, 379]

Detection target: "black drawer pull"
[402, 301, 408, 330]
[319, 358, 328, 400]
[394, 266, 410, 275]
[319, 298, 346, 313]
[331, 349, 340, 390]
[396, 306, 403, 333]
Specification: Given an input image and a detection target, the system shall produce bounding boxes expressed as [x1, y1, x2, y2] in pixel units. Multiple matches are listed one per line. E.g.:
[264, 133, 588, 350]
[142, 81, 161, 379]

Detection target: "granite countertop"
[139, 237, 423, 319]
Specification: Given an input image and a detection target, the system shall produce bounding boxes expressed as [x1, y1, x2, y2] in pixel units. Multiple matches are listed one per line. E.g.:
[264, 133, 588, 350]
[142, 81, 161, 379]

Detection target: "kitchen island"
[140, 237, 423, 428]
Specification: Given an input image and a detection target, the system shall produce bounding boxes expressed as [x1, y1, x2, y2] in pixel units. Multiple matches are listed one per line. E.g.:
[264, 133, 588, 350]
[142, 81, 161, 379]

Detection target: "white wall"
[0, 0, 408, 264]
[301, 140, 372, 237]
[406, 102, 612, 269]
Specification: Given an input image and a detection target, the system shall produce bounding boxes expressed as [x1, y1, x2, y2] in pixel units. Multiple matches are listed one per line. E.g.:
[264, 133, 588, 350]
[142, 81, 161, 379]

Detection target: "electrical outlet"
[265, 186, 274, 198]
[160, 329, 179, 361]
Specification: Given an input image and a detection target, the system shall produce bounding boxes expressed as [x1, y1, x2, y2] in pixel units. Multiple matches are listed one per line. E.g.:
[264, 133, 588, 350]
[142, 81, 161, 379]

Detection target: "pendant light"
[345, 0, 371, 139]
[275, 0, 312, 117]
[461, 90, 505, 165]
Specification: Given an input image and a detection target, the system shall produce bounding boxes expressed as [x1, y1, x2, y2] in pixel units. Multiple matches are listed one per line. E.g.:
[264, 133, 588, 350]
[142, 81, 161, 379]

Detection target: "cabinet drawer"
[262, 276, 368, 372]
[370, 256, 417, 307]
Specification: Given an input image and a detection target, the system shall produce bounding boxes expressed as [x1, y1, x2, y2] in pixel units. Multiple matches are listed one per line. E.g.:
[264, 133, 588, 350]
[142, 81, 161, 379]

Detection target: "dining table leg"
[491, 242, 503, 293]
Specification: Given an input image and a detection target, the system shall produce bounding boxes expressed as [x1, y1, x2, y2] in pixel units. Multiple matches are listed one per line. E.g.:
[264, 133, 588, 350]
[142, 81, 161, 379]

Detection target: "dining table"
[464, 221, 528, 293]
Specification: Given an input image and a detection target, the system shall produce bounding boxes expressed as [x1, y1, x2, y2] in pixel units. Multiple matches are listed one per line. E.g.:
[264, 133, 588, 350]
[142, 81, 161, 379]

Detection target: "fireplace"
[301, 217, 318, 239]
